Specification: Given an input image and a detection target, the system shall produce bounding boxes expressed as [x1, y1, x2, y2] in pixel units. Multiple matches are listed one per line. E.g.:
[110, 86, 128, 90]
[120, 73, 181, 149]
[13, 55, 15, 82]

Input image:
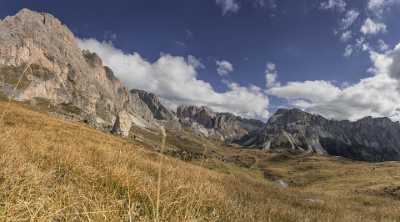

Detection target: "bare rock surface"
[0, 8, 177, 133]
[177, 105, 264, 142]
[237, 108, 400, 161]
[112, 111, 132, 137]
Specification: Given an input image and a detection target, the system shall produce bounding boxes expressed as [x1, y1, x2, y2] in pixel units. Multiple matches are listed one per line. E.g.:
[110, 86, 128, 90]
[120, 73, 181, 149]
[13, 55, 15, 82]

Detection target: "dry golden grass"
[1, 101, 400, 221]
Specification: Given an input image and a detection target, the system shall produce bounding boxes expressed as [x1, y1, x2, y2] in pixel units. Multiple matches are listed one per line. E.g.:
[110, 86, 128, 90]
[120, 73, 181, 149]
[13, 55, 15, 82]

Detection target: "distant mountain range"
[236, 108, 400, 161]
[1, 9, 400, 162]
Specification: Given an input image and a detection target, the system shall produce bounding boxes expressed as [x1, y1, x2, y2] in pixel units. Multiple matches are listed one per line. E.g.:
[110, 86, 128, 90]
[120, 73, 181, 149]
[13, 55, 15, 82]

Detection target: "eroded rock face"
[177, 105, 264, 141]
[112, 111, 132, 137]
[129, 89, 181, 130]
[0, 8, 178, 134]
[0, 8, 129, 127]
[131, 89, 175, 121]
[238, 108, 400, 161]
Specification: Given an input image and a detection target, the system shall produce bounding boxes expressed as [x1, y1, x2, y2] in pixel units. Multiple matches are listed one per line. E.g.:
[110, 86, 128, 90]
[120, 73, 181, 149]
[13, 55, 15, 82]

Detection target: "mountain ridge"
[237, 108, 400, 161]
[0, 8, 262, 141]
[2, 8, 400, 162]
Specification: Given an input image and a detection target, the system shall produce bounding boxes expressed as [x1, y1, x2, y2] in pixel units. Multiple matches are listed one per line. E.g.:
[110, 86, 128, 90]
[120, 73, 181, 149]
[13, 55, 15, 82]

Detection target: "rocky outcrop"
[131, 89, 175, 121]
[0, 9, 128, 127]
[112, 111, 132, 137]
[177, 105, 264, 141]
[130, 89, 181, 129]
[237, 108, 400, 161]
[0, 8, 177, 134]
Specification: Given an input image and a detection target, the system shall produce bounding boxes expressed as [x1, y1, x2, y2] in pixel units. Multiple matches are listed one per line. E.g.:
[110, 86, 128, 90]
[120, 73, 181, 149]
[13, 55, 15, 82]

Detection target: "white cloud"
[268, 80, 341, 104]
[175, 41, 186, 47]
[367, 0, 400, 16]
[356, 37, 371, 52]
[387, 43, 400, 80]
[268, 44, 400, 121]
[326, 1, 397, 55]
[340, 30, 352, 42]
[342, 38, 370, 57]
[254, 0, 277, 9]
[265, 62, 280, 88]
[77, 38, 269, 119]
[320, 0, 347, 12]
[215, 0, 279, 15]
[216, 60, 234, 76]
[340, 10, 359, 30]
[215, 0, 240, 15]
[368, 49, 393, 75]
[254, 0, 266, 7]
[368, 0, 386, 11]
[187, 55, 205, 69]
[343, 44, 354, 57]
[378, 39, 389, 52]
[309, 74, 400, 121]
[360, 18, 387, 35]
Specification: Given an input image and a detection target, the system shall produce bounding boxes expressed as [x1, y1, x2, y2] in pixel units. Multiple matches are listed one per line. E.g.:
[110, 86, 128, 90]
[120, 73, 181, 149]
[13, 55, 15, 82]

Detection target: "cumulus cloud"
[216, 60, 234, 76]
[387, 44, 400, 80]
[268, 44, 400, 121]
[77, 38, 269, 119]
[215, 0, 240, 15]
[361, 18, 387, 35]
[308, 74, 400, 121]
[265, 62, 280, 88]
[320, 0, 347, 12]
[268, 80, 341, 105]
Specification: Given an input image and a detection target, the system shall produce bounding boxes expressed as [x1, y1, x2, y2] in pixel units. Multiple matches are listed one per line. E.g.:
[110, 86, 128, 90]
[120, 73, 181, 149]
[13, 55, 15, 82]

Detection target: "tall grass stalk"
[155, 126, 167, 222]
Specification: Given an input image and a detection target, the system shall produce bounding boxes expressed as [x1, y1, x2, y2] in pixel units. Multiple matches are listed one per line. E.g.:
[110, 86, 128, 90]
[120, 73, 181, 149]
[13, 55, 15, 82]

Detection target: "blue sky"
[2, 0, 400, 121]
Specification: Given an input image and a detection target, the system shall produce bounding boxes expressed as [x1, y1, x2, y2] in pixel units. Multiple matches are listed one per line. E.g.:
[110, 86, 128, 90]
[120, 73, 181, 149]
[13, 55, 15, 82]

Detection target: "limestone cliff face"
[237, 108, 400, 161]
[0, 9, 175, 132]
[0, 9, 127, 126]
[177, 105, 264, 141]
[129, 89, 181, 130]
[131, 89, 175, 121]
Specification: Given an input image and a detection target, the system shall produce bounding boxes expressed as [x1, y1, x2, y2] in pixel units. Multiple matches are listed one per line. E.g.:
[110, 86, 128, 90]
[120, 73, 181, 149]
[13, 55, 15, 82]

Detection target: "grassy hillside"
[1, 101, 400, 221]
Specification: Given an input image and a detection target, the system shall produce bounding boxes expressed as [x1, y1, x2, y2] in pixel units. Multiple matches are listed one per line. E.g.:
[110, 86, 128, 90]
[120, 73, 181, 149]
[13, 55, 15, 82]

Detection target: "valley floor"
[1, 101, 400, 221]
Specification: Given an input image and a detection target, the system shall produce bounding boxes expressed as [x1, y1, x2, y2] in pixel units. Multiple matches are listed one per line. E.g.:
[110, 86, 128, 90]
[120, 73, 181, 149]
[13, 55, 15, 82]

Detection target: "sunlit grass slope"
[1, 101, 400, 221]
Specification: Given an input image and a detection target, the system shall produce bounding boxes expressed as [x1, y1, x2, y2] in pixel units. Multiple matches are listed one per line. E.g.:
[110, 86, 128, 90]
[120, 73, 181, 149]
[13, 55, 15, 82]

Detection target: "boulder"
[112, 111, 132, 137]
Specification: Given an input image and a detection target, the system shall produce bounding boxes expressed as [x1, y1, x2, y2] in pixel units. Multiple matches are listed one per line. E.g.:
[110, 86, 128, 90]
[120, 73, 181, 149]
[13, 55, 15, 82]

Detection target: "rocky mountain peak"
[238, 108, 400, 161]
[177, 105, 264, 141]
[269, 108, 324, 124]
[1, 8, 76, 51]
[130, 89, 175, 121]
[0, 9, 129, 125]
[0, 9, 180, 135]
[177, 105, 216, 128]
